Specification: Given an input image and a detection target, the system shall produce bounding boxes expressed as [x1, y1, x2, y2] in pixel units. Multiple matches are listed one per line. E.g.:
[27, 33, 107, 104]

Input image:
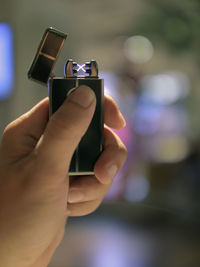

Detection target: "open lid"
[28, 27, 67, 86]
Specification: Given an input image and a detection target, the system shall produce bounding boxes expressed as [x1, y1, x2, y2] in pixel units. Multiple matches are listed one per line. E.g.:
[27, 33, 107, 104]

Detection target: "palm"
[30, 225, 65, 267]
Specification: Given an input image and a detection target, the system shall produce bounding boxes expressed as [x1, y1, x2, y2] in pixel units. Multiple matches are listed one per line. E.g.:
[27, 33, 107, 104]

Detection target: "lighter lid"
[28, 27, 67, 86]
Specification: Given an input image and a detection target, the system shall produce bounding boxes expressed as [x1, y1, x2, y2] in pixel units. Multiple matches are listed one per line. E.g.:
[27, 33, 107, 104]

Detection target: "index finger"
[104, 94, 126, 129]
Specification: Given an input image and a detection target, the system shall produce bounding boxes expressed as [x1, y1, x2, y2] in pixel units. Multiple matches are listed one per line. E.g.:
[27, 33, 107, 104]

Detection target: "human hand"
[0, 85, 127, 267]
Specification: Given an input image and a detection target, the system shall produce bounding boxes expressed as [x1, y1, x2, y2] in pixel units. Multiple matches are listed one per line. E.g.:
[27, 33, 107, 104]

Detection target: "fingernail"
[68, 189, 84, 203]
[68, 86, 95, 108]
[107, 164, 118, 181]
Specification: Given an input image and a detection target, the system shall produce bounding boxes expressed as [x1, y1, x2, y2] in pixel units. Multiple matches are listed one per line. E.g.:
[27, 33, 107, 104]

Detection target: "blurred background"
[1, 0, 200, 266]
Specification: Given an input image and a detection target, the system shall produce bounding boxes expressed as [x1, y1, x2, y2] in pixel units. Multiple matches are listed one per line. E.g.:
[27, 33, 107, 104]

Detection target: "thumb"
[34, 85, 96, 174]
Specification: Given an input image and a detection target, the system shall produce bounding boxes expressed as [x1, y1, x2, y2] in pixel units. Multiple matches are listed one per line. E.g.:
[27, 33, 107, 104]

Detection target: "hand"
[0, 85, 127, 267]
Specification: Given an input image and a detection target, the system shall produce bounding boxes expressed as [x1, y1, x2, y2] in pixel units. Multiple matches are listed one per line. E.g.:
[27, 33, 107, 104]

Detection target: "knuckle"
[48, 114, 84, 140]
[2, 123, 14, 140]
[2, 117, 23, 144]
[1, 123, 17, 147]
[49, 113, 69, 132]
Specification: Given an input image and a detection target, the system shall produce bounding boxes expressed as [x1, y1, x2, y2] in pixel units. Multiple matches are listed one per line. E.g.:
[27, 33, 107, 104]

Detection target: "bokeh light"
[139, 71, 190, 105]
[124, 175, 150, 202]
[124, 36, 154, 64]
[153, 135, 189, 163]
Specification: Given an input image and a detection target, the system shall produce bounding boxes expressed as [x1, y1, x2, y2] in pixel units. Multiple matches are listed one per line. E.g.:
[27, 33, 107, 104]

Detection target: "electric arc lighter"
[28, 27, 104, 176]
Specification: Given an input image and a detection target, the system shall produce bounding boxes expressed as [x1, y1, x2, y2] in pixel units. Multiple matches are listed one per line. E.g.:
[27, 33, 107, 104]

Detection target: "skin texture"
[0, 86, 127, 267]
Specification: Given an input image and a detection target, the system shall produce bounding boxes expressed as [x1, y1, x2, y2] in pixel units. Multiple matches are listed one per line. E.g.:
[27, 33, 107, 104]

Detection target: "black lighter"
[28, 27, 104, 176]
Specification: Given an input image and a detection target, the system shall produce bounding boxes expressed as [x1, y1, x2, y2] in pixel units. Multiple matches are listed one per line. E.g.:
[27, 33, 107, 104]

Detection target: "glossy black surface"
[49, 77, 104, 175]
[28, 28, 67, 85]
